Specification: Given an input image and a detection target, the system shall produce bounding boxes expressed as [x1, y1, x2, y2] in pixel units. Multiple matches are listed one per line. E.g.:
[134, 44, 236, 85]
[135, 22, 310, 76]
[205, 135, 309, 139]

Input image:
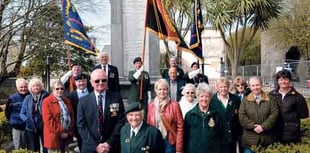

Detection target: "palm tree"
[204, 0, 282, 78]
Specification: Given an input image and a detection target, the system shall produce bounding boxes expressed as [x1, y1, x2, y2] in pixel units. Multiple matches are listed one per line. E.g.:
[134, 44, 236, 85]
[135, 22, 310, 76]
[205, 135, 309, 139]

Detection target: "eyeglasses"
[186, 92, 195, 94]
[55, 88, 64, 91]
[94, 79, 107, 83]
[236, 84, 244, 87]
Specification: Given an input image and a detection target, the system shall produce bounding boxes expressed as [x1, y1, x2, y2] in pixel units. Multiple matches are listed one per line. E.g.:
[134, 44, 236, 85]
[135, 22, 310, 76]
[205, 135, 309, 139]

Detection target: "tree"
[230, 28, 261, 66]
[204, 0, 282, 78]
[0, 0, 96, 83]
[269, 0, 310, 60]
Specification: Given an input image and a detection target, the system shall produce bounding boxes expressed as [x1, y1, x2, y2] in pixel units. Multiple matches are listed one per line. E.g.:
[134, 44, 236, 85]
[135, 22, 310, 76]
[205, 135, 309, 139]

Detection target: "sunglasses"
[55, 87, 64, 91]
[94, 79, 107, 83]
[186, 92, 195, 94]
[236, 84, 244, 87]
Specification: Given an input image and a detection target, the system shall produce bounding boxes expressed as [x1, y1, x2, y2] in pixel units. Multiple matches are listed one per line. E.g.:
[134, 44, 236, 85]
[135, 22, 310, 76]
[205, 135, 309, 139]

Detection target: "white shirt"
[131, 121, 143, 137]
[217, 93, 229, 108]
[77, 88, 89, 98]
[179, 96, 197, 118]
[101, 64, 109, 77]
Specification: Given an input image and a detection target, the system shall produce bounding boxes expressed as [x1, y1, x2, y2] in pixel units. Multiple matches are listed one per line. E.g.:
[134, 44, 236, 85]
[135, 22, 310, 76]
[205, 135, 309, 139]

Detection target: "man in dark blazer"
[128, 57, 151, 116]
[93, 51, 120, 93]
[120, 102, 165, 153]
[66, 73, 92, 151]
[165, 66, 185, 101]
[77, 69, 125, 153]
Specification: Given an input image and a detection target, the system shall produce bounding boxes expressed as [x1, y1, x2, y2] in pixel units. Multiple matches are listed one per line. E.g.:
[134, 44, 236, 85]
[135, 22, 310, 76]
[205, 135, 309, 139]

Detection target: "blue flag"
[189, 0, 203, 61]
[62, 0, 98, 55]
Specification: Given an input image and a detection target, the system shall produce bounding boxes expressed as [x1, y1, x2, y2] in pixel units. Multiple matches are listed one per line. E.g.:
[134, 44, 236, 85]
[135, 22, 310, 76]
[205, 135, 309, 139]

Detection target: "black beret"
[74, 73, 87, 80]
[191, 62, 199, 68]
[125, 102, 143, 114]
[133, 57, 142, 64]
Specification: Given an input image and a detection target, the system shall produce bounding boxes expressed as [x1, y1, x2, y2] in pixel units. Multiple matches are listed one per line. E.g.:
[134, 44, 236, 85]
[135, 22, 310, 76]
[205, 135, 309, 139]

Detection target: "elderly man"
[165, 66, 185, 101]
[162, 56, 184, 80]
[77, 69, 125, 153]
[93, 51, 120, 93]
[61, 63, 91, 96]
[120, 102, 165, 153]
[5, 78, 30, 149]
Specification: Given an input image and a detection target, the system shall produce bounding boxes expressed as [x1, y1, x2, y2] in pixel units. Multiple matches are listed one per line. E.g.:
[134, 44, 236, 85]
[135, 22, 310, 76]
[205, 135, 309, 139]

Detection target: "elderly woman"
[230, 76, 251, 101]
[269, 69, 309, 144]
[179, 83, 197, 118]
[147, 79, 184, 153]
[42, 80, 74, 153]
[212, 78, 242, 153]
[239, 77, 279, 153]
[20, 77, 49, 152]
[184, 83, 228, 153]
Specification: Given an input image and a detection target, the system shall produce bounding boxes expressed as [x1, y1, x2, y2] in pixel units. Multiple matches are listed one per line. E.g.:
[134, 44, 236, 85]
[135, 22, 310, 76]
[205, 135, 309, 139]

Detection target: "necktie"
[103, 65, 106, 72]
[97, 95, 104, 133]
[131, 131, 136, 141]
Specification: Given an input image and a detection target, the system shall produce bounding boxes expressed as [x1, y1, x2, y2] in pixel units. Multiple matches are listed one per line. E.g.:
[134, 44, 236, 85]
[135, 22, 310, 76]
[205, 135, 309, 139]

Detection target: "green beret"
[125, 102, 143, 114]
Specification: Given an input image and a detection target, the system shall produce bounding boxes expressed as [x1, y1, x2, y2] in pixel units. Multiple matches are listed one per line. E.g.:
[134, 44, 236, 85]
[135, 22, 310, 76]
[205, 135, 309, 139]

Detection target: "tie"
[81, 90, 84, 93]
[97, 95, 104, 133]
[103, 65, 106, 72]
[131, 131, 136, 141]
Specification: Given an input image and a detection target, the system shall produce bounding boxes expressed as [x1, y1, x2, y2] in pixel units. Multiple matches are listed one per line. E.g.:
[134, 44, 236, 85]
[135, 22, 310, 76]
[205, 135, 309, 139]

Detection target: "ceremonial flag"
[189, 0, 204, 61]
[61, 0, 98, 55]
[145, 0, 189, 51]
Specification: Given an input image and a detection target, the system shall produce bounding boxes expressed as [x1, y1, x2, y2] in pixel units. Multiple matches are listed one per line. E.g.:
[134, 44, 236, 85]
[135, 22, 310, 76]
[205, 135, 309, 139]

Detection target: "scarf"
[154, 97, 169, 139]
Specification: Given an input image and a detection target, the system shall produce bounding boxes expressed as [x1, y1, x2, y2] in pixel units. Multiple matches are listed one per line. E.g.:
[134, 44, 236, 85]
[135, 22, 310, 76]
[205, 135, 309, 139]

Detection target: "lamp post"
[46, 56, 51, 92]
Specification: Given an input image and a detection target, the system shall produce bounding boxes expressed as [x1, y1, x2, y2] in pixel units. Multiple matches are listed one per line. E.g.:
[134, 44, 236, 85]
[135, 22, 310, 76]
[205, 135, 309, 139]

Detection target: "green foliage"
[0, 110, 11, 146]
[204, 0, 282, 77]
[269, 0, 310, 60]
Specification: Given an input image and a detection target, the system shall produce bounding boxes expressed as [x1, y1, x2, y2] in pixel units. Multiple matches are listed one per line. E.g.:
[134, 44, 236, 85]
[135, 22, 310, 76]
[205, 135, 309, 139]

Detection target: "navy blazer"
[93, 64, 121, 92]
[77, 90, 125, 153]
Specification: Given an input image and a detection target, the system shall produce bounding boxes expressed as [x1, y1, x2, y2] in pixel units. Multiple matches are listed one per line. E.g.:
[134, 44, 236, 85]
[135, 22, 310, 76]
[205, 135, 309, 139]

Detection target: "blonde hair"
[28, 77, 44, 92]
[154, 79, 169, 91]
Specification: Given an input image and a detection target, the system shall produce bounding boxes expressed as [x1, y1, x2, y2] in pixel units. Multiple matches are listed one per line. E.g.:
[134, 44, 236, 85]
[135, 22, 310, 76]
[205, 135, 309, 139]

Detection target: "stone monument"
[110, 0, 160, 82]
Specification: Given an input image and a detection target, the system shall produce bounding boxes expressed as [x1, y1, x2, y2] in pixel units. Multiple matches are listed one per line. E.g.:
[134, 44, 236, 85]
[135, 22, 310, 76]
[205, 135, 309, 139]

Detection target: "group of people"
[4, 54, 309, 153]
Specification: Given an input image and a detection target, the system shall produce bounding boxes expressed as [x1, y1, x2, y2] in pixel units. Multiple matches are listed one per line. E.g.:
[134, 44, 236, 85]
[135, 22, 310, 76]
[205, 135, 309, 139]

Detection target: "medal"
[208, 117, 215, 127]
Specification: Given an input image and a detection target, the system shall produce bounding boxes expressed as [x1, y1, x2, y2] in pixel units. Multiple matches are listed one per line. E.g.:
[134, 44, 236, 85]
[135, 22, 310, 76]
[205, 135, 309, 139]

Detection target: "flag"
[189, 0, 204, 61]
[61, 0, 98, 55]
[145, 0, 190, 51]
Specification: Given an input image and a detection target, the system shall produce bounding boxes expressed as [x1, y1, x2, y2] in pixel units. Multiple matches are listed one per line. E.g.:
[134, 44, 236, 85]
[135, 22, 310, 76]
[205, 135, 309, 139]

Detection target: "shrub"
[0, 109, 11, 148]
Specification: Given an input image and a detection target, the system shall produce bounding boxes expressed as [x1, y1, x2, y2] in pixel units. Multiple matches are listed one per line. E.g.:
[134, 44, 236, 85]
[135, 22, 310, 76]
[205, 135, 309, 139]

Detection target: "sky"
[73, 0, 111, 51]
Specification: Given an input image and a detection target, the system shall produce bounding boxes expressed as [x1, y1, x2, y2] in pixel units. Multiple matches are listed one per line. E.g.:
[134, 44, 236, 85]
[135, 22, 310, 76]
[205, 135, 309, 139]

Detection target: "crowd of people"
[4, 55, 309, 153]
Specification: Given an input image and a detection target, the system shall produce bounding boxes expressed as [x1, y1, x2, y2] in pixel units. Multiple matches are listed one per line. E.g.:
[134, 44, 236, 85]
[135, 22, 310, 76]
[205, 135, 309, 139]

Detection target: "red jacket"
[42, 94, 74, 148]
[147, 100, 184, 152]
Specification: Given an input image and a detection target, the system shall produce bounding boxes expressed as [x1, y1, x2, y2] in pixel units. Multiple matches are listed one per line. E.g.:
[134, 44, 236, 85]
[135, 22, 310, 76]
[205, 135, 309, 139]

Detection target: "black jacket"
[269, 88, 309, 143]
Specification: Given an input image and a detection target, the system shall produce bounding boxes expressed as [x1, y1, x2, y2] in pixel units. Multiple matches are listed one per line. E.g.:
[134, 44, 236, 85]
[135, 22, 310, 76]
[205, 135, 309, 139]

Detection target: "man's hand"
[96, 143, 110, 153]
[253, 124, 264, 133]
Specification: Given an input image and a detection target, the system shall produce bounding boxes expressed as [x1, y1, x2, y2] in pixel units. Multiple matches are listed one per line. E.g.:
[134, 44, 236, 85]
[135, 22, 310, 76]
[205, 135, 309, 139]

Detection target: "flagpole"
[66, 48, 74, 92]
[139, 0, 150, 103]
